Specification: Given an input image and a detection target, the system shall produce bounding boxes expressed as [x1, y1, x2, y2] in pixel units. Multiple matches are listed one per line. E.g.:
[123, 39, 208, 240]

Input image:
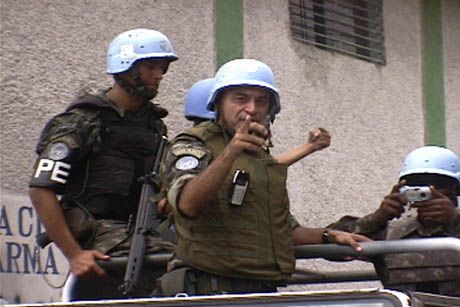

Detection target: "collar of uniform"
[208, 121, 223, 133]
[107, 99, 126, 117]
[99, 89, 126, 117]
[101, 92, 153, 118]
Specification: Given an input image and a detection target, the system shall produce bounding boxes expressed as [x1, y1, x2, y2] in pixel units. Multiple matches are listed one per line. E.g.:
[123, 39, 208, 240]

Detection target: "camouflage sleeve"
[160, 134, 212, 211]
[327, 213, 387, 240]
[445, 212, 460, 237]
[28, 108, 102, 194]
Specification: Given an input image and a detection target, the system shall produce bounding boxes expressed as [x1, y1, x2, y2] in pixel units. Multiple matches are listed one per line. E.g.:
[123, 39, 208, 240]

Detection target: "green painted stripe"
[421, 0, 445, 146]
[215, 0, 244, 69]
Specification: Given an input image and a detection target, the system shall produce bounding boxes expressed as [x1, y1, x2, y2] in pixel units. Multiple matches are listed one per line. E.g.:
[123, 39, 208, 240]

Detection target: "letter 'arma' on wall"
[0, 243, 59, 274]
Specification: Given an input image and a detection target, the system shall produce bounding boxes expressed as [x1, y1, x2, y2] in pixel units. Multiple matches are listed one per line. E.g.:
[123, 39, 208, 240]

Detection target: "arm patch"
[160, 136, 212, 195]
[174, 156, 200, 170]
[171, 145, 207, 159]
[29, 108, 100, 193]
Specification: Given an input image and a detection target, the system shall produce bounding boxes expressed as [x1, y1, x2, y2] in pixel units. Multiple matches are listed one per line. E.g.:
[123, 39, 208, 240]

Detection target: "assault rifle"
[121, 135, 169, 297]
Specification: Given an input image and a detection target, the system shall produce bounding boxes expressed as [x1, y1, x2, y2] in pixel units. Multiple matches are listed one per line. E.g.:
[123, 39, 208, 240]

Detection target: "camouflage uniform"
[329, 211, 460, 296]
[159, 121, 300, 296]
[29, 91, 175, 298]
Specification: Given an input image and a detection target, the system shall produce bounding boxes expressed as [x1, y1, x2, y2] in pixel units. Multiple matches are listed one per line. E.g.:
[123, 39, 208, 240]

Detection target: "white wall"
[244, 0, 423, 227]
[443, 0, 460, 153]
[1, 0, 214, 303]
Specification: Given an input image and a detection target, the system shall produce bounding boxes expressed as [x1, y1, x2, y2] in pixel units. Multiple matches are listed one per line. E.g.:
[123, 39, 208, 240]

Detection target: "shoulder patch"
[171, 146, 206, 159]
[175, 156, 199, 170]
[47, 142, 70, 160]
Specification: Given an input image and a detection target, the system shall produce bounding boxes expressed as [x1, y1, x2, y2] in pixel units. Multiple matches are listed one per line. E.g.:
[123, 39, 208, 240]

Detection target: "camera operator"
[329, 146, 460, 296]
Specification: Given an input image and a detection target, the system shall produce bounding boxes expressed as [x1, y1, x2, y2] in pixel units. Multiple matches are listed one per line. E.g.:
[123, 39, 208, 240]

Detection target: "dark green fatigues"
[29, 92, 175, 299]
[159, 121, 300, 296]
[329, 212, 460, 296]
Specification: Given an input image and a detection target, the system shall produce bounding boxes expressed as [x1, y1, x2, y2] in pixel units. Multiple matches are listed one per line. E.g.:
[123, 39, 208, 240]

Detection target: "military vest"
[173, 122, 295, 281]
[64, 94, 167, 220]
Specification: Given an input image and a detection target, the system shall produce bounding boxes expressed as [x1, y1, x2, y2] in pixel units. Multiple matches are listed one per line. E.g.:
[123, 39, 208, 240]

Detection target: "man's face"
[135, 58, 168, 91]
[217, 86, 271, 132]
[120, 58, 168, 99]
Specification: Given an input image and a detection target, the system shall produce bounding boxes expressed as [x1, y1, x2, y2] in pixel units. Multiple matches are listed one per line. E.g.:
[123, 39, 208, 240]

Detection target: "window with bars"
[289, 0, 386, 65]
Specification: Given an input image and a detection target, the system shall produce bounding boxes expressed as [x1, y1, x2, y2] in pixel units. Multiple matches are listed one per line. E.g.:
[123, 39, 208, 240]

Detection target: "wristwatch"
[321, 229, 331, 244]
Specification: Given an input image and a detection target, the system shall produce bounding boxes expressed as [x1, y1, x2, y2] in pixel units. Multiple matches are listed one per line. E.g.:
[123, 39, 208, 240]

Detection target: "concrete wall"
[1, 0, 458, 303]
[245, 0, 423, 225]
[1, 0, 214, 303]
[244, 0, 422, 290]
[1, 0, 214, 195]
[443, 0, 460, 152]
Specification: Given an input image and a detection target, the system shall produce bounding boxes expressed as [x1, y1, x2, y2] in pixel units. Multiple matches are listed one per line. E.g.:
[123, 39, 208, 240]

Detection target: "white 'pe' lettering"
[34, 159, 71, 184]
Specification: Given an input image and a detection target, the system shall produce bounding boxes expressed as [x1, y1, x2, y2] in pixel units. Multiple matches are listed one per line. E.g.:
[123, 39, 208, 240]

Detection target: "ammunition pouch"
[158, 267, 281, 296]
[36, 201, 97, 248]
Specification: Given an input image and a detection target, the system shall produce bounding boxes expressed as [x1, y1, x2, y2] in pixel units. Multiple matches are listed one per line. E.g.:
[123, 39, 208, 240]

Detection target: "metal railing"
[98, 237, 460, 284]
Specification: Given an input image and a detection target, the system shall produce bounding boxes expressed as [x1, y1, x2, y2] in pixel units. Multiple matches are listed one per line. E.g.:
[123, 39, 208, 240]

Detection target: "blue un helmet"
[106, 28, 177, 99]
[399, 146, 460, 193]
[206, 59, 281, 121]
[106, 28, 178, 74]
[184, 78, 216, 121]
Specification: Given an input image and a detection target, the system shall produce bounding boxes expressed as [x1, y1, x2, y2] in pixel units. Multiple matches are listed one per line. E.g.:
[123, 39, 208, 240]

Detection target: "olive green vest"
[174, 122, 295, 281]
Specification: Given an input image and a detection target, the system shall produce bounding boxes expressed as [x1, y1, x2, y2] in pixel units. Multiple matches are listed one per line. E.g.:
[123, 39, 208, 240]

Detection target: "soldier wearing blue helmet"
[329, 146, 460, 296]
[29, 28, 178, 300]
[184, 74, 331, 165]
[207, 59, 281, 122]
[184, 78, 216, 125]
[106, 28, 177, 100]
[159, 59, 369, 296]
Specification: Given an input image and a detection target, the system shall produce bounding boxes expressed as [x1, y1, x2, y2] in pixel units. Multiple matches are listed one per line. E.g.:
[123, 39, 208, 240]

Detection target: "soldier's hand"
[308, 127, 331, 151]
[328, 230, 371, 252]
[411, 187, 459, 227]
[228, 115, 267, 157]
[68, 249, 109, 278]
[373, 181, 407, 224]
[157, 197, 172, 215]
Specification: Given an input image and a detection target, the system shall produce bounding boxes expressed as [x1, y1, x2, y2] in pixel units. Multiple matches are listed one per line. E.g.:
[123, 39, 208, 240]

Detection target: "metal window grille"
[289, 0, 386, 64]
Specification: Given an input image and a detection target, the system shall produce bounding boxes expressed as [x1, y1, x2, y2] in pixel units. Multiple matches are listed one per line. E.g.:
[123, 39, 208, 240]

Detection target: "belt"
[187, 269, 283, 295]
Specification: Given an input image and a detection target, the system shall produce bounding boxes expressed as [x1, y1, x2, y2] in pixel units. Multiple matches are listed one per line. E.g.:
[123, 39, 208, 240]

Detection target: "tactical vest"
[64, 94, 167, 220]
[173, 122, 295, 281]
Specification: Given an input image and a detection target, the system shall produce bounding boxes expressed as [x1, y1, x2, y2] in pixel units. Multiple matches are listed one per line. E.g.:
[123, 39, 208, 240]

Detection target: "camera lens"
[420, 193, 426, 198]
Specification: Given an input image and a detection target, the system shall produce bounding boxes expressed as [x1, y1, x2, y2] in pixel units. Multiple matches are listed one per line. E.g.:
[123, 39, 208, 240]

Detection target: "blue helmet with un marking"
[206, 59, 281, 121]
[106, 28, 178, 74]
[399, 146, 460, 192]
[184, 78, 216, 120]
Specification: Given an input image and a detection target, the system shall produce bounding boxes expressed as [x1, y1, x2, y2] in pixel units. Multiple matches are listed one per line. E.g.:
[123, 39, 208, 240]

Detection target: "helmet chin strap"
[268, 93, 278, 123]
[268, 107, 276, 123]
[113, 67, 158, 101]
